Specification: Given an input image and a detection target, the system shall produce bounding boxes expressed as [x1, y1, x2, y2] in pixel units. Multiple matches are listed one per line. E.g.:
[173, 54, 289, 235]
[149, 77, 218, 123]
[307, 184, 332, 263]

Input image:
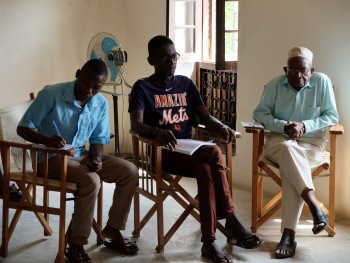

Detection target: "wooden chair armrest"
[0, 139, 33, 149]
[0, 139, 76, 156]
[130, 130, 162, 147]
[32, 145, 76, 156]
[245, 127, 265, 134]
[329, 124, 344, 135]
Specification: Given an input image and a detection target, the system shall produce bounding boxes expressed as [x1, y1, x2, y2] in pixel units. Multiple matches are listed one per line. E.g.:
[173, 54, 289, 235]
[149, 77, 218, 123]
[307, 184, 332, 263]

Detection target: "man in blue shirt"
[253, 47, 339, 259]
[17, 59, 139, 262]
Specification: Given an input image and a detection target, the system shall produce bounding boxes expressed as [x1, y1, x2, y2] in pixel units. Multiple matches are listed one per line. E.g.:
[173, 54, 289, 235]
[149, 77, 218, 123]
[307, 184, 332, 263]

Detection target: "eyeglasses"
[284, 67, 312, 76]
[156, 52, 180, 63]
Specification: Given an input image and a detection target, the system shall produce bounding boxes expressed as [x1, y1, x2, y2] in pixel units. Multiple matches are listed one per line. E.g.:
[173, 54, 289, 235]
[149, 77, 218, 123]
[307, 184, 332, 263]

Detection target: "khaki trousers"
[38, 152, 139, 245]
[264, 134, 327, 231]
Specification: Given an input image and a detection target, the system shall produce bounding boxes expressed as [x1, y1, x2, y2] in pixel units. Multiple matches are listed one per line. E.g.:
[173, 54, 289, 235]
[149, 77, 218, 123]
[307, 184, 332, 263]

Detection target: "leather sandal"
[225, 215, 263, 249]
[311, 209, 328, 234]
[234, 234, 263, 249]
[201, 242, 233, 263]
[103, 236, 139, 255]
[275, 235, 297, 259]
[65, 244, 91, 263]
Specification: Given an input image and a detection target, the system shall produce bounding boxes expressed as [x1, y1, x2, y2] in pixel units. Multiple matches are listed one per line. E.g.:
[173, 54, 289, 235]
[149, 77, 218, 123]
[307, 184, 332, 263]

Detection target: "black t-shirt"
[128, 75, 204, 139]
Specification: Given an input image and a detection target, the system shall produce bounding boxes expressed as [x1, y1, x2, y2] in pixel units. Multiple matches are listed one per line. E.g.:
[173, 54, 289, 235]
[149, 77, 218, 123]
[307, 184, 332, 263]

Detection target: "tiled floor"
[1, 178, 349, 262]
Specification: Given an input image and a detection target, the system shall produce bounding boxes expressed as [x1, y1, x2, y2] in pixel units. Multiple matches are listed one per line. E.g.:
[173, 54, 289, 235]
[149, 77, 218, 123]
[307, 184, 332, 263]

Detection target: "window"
[225, 1, 239, 61]
[167, 0, 239, 68]
[167, 0, 202, 63]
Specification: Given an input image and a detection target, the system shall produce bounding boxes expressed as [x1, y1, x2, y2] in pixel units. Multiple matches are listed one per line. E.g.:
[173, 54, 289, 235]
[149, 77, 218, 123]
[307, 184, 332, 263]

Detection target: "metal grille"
[199, 69, 237, 154]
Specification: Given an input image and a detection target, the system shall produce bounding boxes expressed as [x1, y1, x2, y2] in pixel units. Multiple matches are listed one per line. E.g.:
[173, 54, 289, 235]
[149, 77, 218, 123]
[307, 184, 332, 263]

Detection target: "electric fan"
[87, 32, 127, 85]
[87, 32, 131, 156]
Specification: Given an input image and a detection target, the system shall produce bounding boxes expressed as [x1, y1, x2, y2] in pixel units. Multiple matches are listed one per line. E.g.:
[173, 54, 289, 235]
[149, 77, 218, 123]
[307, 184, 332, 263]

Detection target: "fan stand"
[101, 83, 129, 155]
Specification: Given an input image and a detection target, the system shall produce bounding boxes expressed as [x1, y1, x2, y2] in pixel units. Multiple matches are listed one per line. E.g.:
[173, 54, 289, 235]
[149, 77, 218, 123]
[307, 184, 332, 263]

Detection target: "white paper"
[241, 121, 264, 129]
[164, 139, 215, 156]
[60, 144, 74, 150]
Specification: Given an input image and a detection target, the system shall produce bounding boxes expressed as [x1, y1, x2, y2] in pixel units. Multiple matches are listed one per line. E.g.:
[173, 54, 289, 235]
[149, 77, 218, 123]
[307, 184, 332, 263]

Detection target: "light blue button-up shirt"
[19, 80, 110, 162]
[252, 72, 339, 138]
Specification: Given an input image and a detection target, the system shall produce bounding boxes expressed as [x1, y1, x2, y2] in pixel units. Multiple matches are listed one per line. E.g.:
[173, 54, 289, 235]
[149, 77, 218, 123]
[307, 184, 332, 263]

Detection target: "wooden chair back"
[131, 127, 237, 252]
[0, 93, 104, 262]
[245, 123, 344, 237]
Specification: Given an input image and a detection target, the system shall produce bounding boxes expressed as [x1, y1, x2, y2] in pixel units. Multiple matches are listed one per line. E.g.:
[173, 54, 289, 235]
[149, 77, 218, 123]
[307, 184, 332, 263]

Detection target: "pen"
[52, 121, 61, 136]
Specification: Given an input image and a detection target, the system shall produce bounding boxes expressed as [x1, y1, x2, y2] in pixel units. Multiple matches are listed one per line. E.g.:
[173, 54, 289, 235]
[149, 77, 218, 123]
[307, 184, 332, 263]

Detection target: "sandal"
[225, 215, 263, 249]
[65, 244, 91, 263]
[9, 183, 22, 202]
[201, 242, 233, 263]
[274, 235, 297, 259]
[104, 237, 139, 255]
[311, 209, 328, 234]
[102, 226, 139, 255]
[234, 234, 263, 249]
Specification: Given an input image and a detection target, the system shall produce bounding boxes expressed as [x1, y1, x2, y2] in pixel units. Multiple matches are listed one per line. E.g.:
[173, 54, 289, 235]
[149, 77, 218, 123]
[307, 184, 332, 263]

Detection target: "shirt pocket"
[303, 106, 321, 119]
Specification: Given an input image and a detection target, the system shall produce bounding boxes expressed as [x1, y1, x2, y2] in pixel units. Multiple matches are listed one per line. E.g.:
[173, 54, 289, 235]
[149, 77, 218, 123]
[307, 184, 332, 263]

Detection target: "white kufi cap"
[288, 47, 313, 63]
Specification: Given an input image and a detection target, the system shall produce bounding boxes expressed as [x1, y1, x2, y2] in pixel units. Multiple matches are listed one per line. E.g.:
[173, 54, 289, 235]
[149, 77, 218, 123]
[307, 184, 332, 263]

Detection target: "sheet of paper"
[241, 121, 264, 129]
[164, 139, 215, 156]
[60, 144, 74, 150]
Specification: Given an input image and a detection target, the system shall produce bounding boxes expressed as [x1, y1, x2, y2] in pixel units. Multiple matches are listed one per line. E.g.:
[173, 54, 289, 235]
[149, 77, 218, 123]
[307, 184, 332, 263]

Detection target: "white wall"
[120, 0, 167, 153]
[1, 0, 349, 219]
[237, 0, 350, 218]
[0, 0, 166, 154]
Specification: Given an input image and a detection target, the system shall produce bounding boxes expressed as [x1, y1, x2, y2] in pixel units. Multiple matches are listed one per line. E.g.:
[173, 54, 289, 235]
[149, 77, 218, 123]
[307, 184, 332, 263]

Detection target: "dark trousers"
[0, 166, 3, 197]
[162, 144, 235, 242]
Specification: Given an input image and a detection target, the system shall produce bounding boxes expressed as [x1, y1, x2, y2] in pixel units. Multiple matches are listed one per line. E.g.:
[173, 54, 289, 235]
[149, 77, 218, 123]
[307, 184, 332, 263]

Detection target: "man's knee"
[201, 145, 223, 162]
[193, 163, 212, 180]
[130, 163, 139, 185]
[268, 140, 295, 155]
[107, 157, 139, 186]
[87, 173, 102, 191]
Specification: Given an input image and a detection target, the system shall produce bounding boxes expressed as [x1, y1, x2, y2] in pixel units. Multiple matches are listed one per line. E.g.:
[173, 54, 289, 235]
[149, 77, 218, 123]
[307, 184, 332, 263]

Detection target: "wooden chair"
[245, 124, 344, 237]
[0, 93, 105, 262]
[131, 126, 240, 252]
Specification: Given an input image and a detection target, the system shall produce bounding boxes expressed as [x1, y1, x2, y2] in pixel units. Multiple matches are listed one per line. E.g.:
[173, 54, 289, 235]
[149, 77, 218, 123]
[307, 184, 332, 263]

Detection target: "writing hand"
[48, 135, 66, 149]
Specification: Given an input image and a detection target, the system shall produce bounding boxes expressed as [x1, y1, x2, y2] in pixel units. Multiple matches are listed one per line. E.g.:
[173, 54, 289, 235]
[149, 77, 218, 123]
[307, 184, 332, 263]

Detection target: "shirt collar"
[61, 80, 104, 110]
[282, 74, 315, 90]
[62, 80, 76, 102]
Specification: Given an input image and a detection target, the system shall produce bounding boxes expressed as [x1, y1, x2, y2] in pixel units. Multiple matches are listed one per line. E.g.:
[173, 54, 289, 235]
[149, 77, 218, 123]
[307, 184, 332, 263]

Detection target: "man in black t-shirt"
[129, 35, 263, 263]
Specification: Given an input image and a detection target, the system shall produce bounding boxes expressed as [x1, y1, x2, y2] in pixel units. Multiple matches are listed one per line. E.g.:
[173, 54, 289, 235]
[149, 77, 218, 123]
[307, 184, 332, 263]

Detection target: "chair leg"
[1, 198, 9, 257]
[17, 182, 53, 235]
[96, 183, 104, 244]
[251, 173, 260, 233]
[155, 197, 165, 253]
[56, 189, 67, 263]
[92, 219, 105, 244]
[132, 190, 141, 238]
[318, 203, 336, 237]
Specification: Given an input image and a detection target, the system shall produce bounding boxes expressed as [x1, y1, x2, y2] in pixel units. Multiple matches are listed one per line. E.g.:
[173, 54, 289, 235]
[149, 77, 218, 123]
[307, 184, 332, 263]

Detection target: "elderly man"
[252, 47, 339, 259]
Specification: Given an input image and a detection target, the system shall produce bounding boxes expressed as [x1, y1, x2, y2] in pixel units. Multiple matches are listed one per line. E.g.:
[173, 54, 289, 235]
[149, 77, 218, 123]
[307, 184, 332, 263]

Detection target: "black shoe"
[9, 183, 22, 202]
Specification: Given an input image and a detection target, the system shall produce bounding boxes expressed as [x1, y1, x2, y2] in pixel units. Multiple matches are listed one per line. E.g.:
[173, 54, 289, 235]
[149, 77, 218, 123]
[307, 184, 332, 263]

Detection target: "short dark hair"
[148, 35, 174, 57]
[81, 59, 108, 76]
